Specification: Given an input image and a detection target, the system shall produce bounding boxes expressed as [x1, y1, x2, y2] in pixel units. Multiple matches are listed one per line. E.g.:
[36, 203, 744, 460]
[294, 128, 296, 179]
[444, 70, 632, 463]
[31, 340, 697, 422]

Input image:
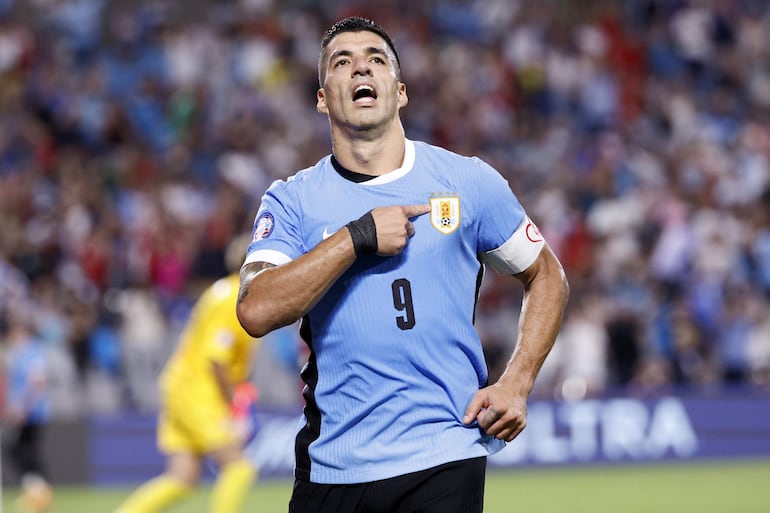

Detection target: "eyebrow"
[329, 46, 389, 63]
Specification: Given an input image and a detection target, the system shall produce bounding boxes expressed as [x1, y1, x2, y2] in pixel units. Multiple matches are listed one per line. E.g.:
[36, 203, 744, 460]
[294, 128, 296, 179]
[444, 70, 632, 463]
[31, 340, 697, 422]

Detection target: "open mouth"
[353, 84, 377, 102]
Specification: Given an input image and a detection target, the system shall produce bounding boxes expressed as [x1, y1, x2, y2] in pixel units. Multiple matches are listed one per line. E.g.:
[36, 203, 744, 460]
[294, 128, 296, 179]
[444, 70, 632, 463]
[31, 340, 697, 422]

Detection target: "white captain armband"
[481, 216, 545, 275]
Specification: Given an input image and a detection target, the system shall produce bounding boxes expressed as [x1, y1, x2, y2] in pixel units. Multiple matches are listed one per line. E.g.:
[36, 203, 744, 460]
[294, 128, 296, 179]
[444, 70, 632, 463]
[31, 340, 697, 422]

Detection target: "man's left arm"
[463, 243, 569, 441]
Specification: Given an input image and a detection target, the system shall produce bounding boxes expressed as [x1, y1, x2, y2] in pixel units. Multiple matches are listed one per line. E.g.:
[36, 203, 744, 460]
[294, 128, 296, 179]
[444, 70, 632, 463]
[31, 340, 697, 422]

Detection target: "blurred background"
[1, 0, 770, 491]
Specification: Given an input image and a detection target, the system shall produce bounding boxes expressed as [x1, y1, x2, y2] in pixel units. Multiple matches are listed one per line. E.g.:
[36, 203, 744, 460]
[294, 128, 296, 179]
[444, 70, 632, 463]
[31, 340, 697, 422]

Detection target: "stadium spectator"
[235, 16, 569, 512]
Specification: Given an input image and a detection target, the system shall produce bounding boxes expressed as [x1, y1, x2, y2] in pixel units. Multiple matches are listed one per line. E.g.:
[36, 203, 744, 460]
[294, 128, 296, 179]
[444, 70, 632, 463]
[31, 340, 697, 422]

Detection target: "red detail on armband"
[526, 222, 543, 243]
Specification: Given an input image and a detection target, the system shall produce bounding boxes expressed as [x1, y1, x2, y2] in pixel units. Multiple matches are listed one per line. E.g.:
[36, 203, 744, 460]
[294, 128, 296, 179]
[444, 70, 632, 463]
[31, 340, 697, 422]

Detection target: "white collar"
[361, 139, 415, 186]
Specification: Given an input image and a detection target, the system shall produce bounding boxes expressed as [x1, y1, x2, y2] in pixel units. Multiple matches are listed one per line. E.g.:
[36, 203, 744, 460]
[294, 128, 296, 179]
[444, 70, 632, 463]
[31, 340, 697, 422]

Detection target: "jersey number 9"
[391, 278, 415, 330]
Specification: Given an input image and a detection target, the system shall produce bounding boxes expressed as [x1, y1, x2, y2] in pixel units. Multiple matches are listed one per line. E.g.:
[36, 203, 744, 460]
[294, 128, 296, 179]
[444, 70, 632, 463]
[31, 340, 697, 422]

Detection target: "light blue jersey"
[245, 140, 544, 484]
[4, 337, 50, 424]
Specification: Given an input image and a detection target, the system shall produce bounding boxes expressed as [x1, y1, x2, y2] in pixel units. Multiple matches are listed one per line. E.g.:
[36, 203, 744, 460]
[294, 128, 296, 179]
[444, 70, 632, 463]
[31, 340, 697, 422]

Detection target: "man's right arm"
[236, 203, 431, 338]
[236, 228, 357, 338]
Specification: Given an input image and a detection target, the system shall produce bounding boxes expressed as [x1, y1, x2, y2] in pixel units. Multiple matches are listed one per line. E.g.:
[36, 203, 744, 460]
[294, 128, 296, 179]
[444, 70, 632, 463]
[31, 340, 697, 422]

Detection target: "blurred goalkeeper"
[113, 236, 259, 513]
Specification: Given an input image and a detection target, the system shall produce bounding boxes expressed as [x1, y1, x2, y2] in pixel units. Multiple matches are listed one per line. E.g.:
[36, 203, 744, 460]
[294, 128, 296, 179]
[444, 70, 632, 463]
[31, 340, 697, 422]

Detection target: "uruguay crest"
[430, 196, 460, 235]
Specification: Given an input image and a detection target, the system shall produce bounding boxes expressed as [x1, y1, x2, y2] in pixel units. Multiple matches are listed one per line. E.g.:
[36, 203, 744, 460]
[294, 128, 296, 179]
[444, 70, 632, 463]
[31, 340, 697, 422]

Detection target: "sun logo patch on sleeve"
[429, 195, 460, 234]
[252, 212, 274, 241]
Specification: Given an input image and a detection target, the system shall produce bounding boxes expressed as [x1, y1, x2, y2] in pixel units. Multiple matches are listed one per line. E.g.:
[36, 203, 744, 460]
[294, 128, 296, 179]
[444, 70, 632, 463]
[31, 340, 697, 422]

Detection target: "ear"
[317, 88, 328, 114]
[397, 82, 408, 109]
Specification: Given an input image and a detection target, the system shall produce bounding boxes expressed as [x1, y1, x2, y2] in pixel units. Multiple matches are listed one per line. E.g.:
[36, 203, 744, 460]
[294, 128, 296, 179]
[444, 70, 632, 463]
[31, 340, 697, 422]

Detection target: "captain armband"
[481, 216, 545, 275]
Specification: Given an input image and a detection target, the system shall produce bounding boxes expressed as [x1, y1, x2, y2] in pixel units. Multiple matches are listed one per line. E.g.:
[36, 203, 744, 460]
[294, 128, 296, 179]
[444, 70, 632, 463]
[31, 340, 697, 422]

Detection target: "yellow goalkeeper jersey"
[160, 273, 257, 404]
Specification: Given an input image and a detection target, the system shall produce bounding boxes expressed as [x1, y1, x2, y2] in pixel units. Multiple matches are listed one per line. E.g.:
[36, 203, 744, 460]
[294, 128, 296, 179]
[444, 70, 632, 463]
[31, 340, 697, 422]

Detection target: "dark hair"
[318, 16, 401, 86]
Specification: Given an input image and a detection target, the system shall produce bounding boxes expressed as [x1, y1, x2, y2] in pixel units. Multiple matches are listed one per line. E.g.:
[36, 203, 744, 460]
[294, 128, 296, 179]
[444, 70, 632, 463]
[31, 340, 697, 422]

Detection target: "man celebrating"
[237, 16, 569, 513]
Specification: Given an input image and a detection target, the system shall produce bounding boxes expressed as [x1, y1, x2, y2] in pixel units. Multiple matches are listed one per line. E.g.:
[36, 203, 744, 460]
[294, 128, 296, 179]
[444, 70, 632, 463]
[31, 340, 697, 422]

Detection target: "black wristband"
[346, 211, 377, 256]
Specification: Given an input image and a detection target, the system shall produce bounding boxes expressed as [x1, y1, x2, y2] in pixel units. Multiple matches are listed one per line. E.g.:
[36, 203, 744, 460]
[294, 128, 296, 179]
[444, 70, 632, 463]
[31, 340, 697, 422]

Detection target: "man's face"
[317, 30, 407, 131]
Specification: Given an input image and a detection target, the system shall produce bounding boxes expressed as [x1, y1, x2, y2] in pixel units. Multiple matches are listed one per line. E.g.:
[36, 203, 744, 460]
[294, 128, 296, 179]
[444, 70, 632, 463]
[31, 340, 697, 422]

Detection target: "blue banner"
[90, 391, 770, 484]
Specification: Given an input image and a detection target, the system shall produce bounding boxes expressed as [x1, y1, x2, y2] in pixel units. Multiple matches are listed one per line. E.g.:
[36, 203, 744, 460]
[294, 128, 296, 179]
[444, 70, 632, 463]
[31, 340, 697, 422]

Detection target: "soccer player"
[113, 240, 259, 513]
[236, 16, 569, 513]
[2, 305, 54, 513]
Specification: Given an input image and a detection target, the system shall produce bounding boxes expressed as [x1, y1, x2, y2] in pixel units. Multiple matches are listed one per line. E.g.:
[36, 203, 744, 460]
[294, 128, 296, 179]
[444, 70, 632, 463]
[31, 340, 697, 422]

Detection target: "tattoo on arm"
[238, 261, 275, 304]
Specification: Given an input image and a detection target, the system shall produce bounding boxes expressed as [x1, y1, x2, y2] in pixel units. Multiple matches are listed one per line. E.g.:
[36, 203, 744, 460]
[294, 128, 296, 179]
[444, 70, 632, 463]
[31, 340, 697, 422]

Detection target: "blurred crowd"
[1, 0, 770, 418]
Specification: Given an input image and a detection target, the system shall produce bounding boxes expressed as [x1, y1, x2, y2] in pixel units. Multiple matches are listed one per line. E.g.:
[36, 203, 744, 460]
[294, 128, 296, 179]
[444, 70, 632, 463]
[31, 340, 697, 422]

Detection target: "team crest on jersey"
[429, 195, 460, 235]
[252, 212, 274, 241]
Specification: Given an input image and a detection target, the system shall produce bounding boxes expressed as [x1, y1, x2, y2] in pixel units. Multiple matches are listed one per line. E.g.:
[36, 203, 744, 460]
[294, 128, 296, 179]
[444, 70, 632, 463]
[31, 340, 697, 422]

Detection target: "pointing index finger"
[404, 204, 431, 219]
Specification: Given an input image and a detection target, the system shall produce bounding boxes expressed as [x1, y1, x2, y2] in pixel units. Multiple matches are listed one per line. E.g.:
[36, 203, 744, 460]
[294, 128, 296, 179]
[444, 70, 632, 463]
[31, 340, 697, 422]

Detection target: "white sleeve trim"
[242, 249, 293, 268]
[481, 216, 545, 275]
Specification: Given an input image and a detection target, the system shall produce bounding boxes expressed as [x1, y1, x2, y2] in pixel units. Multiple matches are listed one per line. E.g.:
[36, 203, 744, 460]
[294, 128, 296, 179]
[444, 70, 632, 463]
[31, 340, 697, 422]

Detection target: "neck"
[330, 120, 406, 176]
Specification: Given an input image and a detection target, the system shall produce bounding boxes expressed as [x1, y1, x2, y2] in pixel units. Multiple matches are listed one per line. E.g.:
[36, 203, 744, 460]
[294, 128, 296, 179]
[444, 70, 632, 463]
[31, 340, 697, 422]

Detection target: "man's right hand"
[370, 204, 431, 255]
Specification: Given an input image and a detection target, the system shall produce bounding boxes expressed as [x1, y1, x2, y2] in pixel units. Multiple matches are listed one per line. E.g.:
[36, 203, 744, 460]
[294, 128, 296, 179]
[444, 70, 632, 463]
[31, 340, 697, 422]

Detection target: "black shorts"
[288, 456, 486, 513]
